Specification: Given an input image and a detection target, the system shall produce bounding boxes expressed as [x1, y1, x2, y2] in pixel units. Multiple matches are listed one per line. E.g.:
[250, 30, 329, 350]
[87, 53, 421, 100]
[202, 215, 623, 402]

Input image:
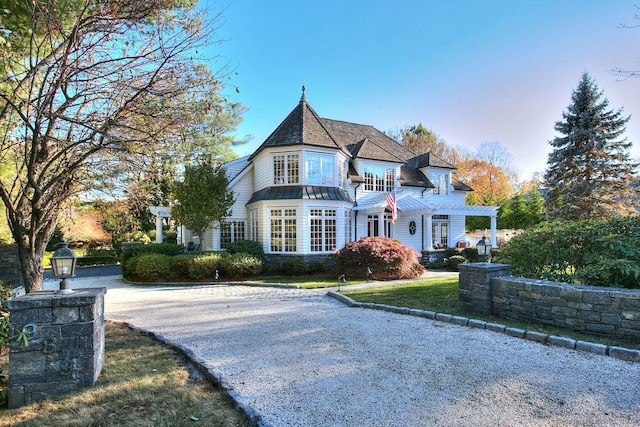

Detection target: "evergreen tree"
[544, 72, 639, 221]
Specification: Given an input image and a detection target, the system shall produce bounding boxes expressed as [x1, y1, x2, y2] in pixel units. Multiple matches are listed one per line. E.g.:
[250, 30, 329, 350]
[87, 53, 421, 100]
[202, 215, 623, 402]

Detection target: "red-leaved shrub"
[335, 237, 424, 280]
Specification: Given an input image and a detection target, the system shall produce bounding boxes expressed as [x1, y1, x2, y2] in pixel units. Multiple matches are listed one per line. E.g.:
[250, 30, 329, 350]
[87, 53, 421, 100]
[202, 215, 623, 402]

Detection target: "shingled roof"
[249, 92, 350, 160]
[244, 91, 471, 191]
[321, 118, 416, 162]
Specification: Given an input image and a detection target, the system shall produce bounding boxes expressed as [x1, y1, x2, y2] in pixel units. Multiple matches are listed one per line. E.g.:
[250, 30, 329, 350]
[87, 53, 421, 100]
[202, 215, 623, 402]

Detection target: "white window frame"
[273, 153, 299, 185]
[309, 209, 337, 252]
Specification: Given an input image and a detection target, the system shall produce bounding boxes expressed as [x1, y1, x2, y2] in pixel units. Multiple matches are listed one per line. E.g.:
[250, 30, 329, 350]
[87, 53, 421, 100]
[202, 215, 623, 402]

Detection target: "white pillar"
[156, 215, 163, 244]
[490, 216, 497, 247]
[426, 215, 433, 250]
[378, 213, 384, 237]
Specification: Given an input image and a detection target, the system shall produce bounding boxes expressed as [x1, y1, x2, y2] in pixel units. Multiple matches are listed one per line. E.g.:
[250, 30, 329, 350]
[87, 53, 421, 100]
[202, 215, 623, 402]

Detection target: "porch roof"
[353, 192, 497, 217]
[247, 185, 353, 204]
[353, 192, 432, 213]
[432, 204, 498, 217]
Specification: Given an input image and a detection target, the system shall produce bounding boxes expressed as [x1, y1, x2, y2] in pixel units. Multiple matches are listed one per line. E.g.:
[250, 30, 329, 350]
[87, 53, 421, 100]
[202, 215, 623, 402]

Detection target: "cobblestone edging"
[326, 291, 640, 363]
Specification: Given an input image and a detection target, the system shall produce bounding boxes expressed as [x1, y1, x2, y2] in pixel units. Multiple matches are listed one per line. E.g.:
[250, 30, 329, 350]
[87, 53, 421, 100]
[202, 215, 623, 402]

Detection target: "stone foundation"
[7, 287, 107, 408]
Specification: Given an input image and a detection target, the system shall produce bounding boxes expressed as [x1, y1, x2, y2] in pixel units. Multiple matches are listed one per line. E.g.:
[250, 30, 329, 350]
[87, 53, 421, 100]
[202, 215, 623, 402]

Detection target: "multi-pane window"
[367, 214, 392, 237]
[310, 209, 336, 252]
[220, 221, 246, 249]
[344, 208, 352, 243]
[273, 154, 299, 185]
[364, 166, 395, 191]
[432, 214, 449, 248]
[305, 153, 335, 185]
[432, 172, 449, 195]
[270, 209, 297, 252]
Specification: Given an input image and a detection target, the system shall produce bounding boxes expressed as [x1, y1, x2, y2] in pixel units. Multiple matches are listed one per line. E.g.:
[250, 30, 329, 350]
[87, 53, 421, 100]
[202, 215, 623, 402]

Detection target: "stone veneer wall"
[0, 244, 22, 286]
[459, 263, 640, 341]
[7, 287, 107, 408]
[491, 276, 640, 340]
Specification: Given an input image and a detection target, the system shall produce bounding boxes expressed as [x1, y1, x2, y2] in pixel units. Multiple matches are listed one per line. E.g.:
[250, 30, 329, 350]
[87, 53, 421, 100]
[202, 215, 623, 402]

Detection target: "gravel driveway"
[56, 277, 640, 426]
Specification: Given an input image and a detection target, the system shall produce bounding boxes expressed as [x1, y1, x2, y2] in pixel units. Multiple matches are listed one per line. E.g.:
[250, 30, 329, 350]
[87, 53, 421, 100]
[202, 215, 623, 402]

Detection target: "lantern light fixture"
[49, 242, 77, 294]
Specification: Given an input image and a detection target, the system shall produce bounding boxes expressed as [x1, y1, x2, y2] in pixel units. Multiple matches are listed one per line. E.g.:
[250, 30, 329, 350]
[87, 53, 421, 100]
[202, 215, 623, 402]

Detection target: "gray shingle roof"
[243, 94, 471, 191]
[321, 119, 416, 162]
[408, 152, 456, 169]
[249, 100, 350, 159]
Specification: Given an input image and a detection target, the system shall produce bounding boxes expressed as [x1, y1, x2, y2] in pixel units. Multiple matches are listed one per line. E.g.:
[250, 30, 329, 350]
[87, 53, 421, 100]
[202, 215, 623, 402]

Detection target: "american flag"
[386, 187, 397, 223]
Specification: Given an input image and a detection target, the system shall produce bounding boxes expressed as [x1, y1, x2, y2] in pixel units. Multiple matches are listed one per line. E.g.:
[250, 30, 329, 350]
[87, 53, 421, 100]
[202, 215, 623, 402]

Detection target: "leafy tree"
[396, 123, 462, 164]
[171, 163, 235, 253]
[97, 65, 246, 219]
[498, 190, 545, 229]
[0, 0, 225, 292]
[544, 72, 639, 221]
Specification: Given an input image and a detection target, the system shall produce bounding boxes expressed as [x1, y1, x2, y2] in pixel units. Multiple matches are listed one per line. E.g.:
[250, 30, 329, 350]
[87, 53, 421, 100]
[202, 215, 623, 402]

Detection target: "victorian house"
[180, 89, 498, 258]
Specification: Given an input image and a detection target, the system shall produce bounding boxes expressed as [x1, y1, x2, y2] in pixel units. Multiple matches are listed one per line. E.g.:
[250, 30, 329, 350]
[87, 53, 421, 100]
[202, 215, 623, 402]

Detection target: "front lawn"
[342, 277, 639, 349]
[0, 323, 250, 426]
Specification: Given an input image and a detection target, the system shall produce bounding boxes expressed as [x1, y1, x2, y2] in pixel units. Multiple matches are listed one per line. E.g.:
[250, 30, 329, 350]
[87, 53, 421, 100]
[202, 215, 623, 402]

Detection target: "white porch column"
[425, 215, 433, 250]
[490, 215, 497, 247]
[378, 213, 385, 237]
[155, 215, 163, 243]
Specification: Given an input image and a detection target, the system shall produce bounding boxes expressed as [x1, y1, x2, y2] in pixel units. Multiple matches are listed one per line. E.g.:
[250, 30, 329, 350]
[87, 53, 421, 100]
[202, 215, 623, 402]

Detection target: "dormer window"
[364, 166, 395, 191]
[274, 153, 299, 185]
[432, 171, 449, 195]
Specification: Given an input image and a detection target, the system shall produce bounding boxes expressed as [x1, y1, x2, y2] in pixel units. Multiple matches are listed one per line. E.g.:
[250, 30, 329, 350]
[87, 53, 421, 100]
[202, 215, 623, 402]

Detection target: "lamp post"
[476, 235, 492, 262]
[49, 242, 77, 294]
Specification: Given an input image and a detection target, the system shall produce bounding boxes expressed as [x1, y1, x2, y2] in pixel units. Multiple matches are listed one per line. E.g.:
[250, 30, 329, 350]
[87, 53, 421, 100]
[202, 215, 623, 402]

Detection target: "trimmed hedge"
[121, 243, 185, 264]
[123, 251, 263, 282]
[225, 240, 265, 260]
[134, 253, 172, 281]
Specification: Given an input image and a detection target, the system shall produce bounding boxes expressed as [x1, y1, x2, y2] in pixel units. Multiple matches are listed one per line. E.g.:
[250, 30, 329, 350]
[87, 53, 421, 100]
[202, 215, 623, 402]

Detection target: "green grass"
[0, 323, 250, 427]
[342, 277, 640, 349]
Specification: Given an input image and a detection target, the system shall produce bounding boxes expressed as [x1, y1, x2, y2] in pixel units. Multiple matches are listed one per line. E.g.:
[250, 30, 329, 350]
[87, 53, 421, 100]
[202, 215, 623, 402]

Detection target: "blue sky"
[207, 1, 640, 180]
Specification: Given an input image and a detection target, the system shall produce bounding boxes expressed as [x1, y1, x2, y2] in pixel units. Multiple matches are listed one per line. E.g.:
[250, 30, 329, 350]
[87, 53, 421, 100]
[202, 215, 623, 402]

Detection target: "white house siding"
[391, 214, 423, 254]
[252, 149, 277, 191]
[448, 215, 467, 247]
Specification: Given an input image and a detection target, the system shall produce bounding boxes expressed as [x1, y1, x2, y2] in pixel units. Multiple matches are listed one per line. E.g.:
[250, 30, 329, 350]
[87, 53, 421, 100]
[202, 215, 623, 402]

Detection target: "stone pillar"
[7, 287, 107, 409]
[458, 263, 511, 315]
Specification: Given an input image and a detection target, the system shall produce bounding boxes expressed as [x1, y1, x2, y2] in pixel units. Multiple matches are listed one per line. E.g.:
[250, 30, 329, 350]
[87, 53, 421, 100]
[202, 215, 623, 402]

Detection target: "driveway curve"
[52, 277, 640, 427]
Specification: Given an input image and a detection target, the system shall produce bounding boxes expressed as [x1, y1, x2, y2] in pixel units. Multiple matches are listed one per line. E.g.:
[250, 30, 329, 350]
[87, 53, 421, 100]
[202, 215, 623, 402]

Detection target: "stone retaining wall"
[0, 244, 22, 286]
[459, 263, 640, 342]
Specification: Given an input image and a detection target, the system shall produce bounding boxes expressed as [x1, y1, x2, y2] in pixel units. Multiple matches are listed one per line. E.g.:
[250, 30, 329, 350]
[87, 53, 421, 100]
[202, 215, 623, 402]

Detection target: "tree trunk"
[16, 244, 45, 293]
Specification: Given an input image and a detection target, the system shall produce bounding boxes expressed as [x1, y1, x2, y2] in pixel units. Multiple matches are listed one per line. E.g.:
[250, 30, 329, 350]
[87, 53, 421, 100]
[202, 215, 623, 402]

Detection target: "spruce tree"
[544, 72, 639, 221]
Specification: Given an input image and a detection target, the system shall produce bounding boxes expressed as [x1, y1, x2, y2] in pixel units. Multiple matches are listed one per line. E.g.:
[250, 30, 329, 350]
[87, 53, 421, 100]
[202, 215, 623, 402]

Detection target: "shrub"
[281, 257, 308, 276]
[443, 247, 459, 258]
[225, 240, 265, 260]
[262, 260, 282, 276]
[495, 216, 640, 288]
[134, 254, 172, 281]
[446, 255, 467, 270]
[308, 260, 326, 274]
[335, 237, 424, 280]
[121, 243, 184, 264]
[221, 253, 263, 279]
[171, 254, 198, 278]
[461, 247, 480, 263]
[188, 253, 223, 279]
